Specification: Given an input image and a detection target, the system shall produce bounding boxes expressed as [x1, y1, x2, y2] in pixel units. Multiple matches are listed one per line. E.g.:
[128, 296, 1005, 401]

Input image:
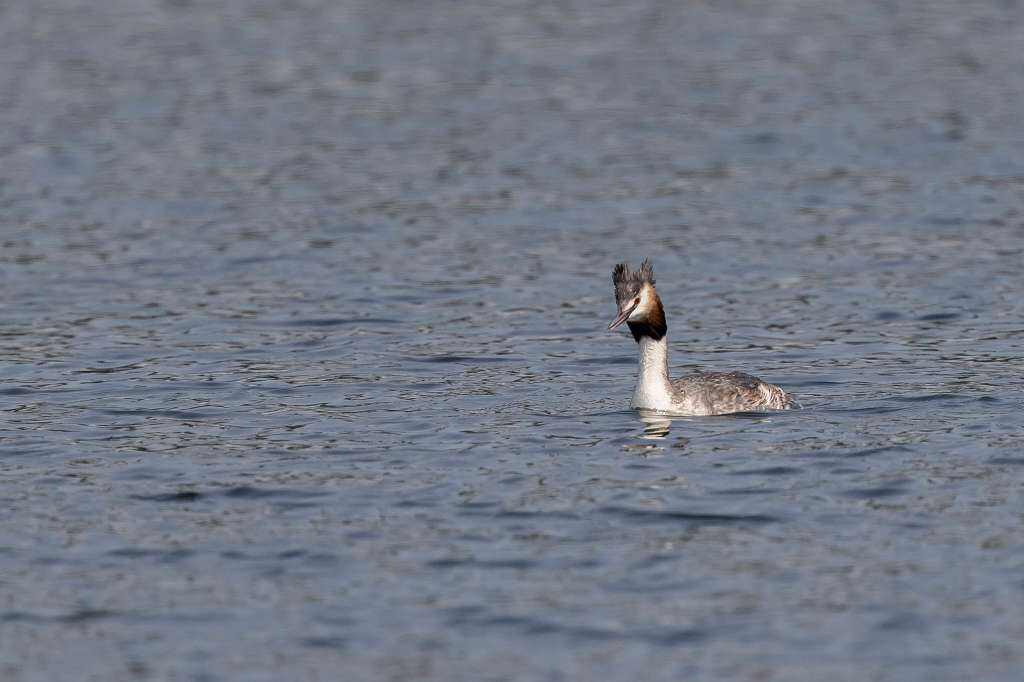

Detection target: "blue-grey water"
[3, 1, 1024, 680]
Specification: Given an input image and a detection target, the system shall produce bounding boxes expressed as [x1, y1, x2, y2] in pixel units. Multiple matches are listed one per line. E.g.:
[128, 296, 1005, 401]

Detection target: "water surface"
[2, 1, 1024, 680]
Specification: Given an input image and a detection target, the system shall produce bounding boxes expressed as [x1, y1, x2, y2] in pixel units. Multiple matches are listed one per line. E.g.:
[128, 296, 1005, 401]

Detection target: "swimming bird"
[608, 259, 795, 416]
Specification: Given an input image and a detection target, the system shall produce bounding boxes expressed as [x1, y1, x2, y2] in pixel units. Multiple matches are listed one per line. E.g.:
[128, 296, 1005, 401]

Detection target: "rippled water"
[3, 1, 1024, 680]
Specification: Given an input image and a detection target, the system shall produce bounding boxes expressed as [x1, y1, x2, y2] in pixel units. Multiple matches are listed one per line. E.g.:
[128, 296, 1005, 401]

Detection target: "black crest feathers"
[611, 259, 666, 342]
[612, 258, 655, 306]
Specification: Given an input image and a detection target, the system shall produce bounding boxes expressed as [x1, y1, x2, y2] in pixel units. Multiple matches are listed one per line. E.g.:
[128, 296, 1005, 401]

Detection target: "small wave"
[131, 491, 203, 503]
[729, 466, 803, 476]
[839, 483, 907, 499]
[427, 557, 537, 570]
[445, 609, 708, 646]
[599, 506, 780, 525]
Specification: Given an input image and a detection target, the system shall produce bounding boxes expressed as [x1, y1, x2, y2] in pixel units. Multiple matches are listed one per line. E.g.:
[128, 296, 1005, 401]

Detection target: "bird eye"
[634, 297, 640, 304]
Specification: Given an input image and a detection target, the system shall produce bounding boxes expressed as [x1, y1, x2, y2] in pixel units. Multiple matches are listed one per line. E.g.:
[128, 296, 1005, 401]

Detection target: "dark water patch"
[525, 409, 626, 419]
[227, 255, 302, 265]
[725, 410, 785, 419]
[447, 611, 708, 646]
[457, 501, 502, 511]
[268, 317, 402, 327]
[622, 462, 661, 470]
[137, 610, 229, 624]
[416, 355, 516, 363]
[264, 499, 322, 512]
[987, 457, 1024, 466]
[131, 490, 203, 503]
[710, 486, 783, 496]
[924, 216, 966, 227]
[114, 466, 189, 482]
[842, 445, 911, 457]
[2, 609, 118, 624]
[314, 612, 358, 627]
[875, 611, 929, 632]
[73, 362, 147, 374]
[875, 311, 904, 321]
[569, 356, 636, 365]
[606, 578, 700, 594]
[599, 506, 780, 526]
[0, 387, 32, 395]
[221, 485, 333, 500]
[891, 393, 959, 403]
[633, 553, 682, 568]
[300, 636, 348, 649]
[494, 509, 581, 520]
[344, 530, 377, 541]
[108, 547, 194, 562]
[728, 466, 804, 476]
[221, 549, 337, 563]
[123, 380, 231, 393]
[839, 482, 908, 499]
[783, 379, 843, 388]
[744, 131, 782, 145]
[0, 446, 63, 458]
[99, 408, 216, 420]
[803, 445, 911, 459]
[825, 405, 904, 416]
[427, 557, 537, 570]
[394, 498, 437, 508]
[967, 175, 1024, 187]
[917, 312, 960, 322]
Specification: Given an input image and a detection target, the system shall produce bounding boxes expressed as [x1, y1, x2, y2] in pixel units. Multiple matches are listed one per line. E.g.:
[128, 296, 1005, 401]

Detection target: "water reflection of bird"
[608, 259, 796, 416]
[638, 412, 672, 439]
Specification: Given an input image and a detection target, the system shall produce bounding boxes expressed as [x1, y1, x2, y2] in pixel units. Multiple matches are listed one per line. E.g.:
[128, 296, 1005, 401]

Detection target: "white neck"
[631, 335, 676, 411]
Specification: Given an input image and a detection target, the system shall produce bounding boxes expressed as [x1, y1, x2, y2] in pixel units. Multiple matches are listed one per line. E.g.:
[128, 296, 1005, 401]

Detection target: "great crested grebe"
[608, 259, 796, 416]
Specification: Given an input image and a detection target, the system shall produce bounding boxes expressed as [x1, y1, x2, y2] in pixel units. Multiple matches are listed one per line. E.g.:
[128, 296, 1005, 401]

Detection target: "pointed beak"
[607, 303, 638, 331]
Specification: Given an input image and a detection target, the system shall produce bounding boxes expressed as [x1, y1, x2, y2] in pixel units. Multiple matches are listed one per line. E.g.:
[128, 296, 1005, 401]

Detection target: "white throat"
[631, 335, 675, 411]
